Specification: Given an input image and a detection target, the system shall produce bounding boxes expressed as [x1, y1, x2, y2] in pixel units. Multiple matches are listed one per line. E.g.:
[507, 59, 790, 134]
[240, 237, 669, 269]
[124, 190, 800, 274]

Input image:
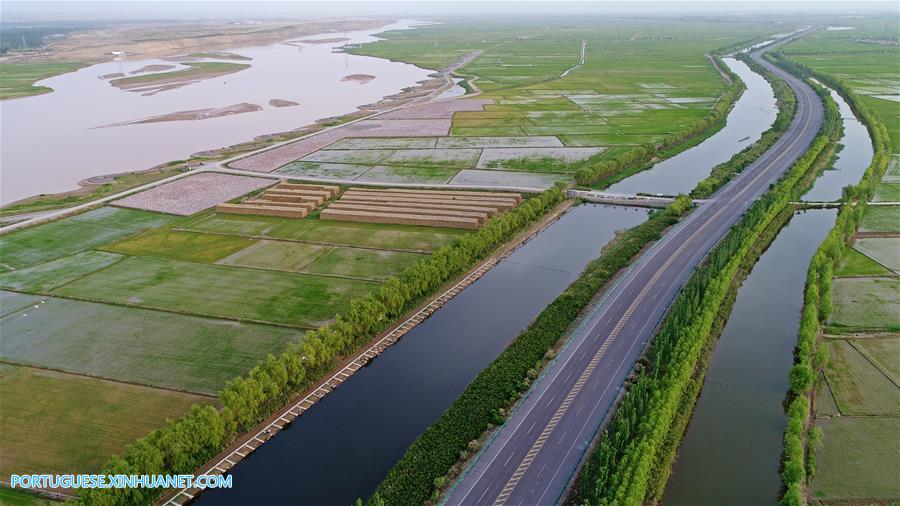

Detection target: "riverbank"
[0, 20, 436, 205]
[769, 41, 896, 506]
[158, 196, 575, 505]
[373, 200, 689, 506]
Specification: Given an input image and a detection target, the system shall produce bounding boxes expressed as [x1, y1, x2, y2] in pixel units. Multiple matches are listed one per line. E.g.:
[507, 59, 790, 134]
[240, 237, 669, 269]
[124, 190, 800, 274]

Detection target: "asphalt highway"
[444, 38, 824, 506]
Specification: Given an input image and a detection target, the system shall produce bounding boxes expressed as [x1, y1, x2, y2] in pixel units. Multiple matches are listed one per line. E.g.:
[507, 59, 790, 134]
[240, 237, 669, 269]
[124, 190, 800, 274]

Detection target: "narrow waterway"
[663, 209, 837, 505]
[605, 57, 777, 196]
[801, 86, 874, 201]
[197, 204, 649, 506]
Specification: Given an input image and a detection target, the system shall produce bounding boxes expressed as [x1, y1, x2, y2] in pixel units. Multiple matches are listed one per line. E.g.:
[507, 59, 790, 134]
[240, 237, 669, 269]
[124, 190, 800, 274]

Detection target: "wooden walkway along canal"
[161, 257, 500, 506]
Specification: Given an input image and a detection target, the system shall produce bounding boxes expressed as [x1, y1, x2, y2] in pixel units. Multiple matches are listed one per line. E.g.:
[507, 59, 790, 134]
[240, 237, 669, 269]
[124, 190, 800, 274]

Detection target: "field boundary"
[4, 290, 318, 331]
[158, 198, 574, 505]
[0, 361, 219, 399]
[162, 261, 499, 505]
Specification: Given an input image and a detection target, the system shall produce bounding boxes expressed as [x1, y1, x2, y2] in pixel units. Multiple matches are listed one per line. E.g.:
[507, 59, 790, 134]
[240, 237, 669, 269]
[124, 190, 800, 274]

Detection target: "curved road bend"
[444, 39, 823, 506]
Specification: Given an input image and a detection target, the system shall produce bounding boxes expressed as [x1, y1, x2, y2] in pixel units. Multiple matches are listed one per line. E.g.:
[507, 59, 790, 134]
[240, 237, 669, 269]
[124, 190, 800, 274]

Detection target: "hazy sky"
[2, 1, 896, 22]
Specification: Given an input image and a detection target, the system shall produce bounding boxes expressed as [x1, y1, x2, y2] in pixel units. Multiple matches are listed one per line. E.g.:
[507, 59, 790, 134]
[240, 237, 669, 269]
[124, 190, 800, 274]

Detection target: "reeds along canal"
[194, 204, 649, 506]
[662, 209, 838, 505]
[801, 85, 874, 202]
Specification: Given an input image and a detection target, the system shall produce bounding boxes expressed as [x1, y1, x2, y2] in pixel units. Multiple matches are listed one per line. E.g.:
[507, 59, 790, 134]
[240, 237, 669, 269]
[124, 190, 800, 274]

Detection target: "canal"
[662, 76, 874, 506]
[196, 204, 650, 505]
[197, 40, 787, 506]
[663, 209, 838, 505]
[802, 85, 874, 201]
[605, 57, 777, 196]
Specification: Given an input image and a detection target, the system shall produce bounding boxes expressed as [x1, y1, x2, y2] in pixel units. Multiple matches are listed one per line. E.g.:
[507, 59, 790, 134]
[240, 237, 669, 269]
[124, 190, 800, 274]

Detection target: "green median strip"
[369, 199, 691, 506]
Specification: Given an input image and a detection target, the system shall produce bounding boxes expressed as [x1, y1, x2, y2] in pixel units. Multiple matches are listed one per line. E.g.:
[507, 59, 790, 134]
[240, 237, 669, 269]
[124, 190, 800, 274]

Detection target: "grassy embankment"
[0, 201, 467, 482]
[774, 24, 899, 505]
[571, 54, 842, 504]
[108, 62, 249, 89]
[71, 186, 566, 505]
[0, 62, 87, 99]
[0, 167, 188, 220]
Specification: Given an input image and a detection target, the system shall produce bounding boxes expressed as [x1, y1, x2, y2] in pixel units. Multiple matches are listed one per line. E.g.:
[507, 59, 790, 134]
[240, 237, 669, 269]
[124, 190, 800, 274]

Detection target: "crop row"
[76, 185, 567, 505]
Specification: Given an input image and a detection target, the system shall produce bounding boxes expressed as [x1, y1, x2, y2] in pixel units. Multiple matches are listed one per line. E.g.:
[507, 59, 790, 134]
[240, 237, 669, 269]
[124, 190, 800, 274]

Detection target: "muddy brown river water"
[0, 21, 433, 204]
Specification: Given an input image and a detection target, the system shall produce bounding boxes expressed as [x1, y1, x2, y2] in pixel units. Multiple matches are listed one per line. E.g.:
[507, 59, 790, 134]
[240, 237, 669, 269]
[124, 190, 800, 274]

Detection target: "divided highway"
[444, 38, 824, 506]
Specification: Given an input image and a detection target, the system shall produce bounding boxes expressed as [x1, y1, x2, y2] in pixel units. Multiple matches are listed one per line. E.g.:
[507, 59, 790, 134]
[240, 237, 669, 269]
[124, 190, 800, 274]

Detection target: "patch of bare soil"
[129, 64, 176, 74]
[4, 19, 391, 63]
[101, 103, 262, 126]
[342, 73, 376, 84]
[99, 72, 124, 79]
[296, 37, 351, 44]
[109, 63, 249, 93]
[269, 99, 300, 108]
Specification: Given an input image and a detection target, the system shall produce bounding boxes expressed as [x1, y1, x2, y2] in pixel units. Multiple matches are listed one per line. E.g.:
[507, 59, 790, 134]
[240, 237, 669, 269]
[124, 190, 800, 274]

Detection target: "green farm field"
[853, 238, 900, 273]
[178, 211, 467, 252]
[829, 277, 900, 330]
[0, 207, 173, 270]
[55, 256, 377, 327]
[834, 247, 894, 277]
[822, 338, 899, 415]
[101, 228, 256, 263]
[0, 297, 302, 394]
[0, 366, 213, 478]
[0, 291, 43, 318]
[219, 239, 424, 280]
[783, 23, 900, 154]
[855, 336, 900, 381]
[302, 247, 425, 281]
[811, 416, 900, 501]
[873, 182, 900, 202]
[859, 205, 900, 232]
[0, 61, 87, 100]
[0, 251, 124, 293]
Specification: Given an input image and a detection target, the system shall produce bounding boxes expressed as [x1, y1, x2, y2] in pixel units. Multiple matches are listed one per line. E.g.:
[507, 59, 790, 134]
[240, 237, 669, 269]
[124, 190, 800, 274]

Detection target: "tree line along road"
[444, 34, 824, 506]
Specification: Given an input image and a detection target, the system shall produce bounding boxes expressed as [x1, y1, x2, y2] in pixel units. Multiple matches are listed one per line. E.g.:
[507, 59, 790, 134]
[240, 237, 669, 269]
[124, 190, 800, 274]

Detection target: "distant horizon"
[2, 0, 897, 22]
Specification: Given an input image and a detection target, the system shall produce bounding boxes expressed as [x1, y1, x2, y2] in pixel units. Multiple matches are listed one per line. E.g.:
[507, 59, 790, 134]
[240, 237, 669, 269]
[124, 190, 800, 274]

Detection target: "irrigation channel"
[802, 86, 875, 202]
[663, 209, 837, 505]
[194, 51, 784, 506]
[195, 204, 649, 505]
[663, 84, 873, 505]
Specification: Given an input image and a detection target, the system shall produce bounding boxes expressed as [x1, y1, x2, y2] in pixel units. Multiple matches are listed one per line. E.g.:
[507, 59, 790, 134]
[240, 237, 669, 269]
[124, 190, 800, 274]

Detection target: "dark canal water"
[199, 46, 792, 506]
[605, 57, 777, 196]
[197, 204, 649, 505]
[801, 86, 874, 202]
[663, 209, 838, 505]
